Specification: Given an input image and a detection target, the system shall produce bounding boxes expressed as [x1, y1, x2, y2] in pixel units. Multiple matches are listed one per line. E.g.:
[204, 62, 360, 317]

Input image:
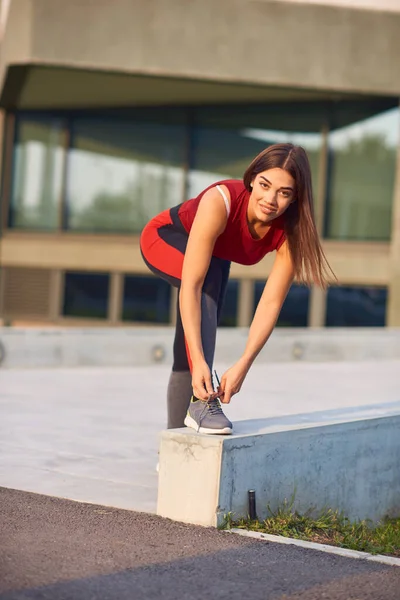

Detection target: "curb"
[227, 528, 400, 567]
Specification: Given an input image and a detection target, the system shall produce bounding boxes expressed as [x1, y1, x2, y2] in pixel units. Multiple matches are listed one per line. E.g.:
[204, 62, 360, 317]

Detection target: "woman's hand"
[191, 360, 215, 401]
[218, 358, 250, 404]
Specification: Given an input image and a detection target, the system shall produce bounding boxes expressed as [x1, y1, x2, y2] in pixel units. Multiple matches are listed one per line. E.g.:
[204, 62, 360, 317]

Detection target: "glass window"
[219, 280, 239, 327]
[122, 275, 171, 323]
[9, 117, 65, 230]
[63, 272, 110, 319]
[326, 286, 387, 327]
[66, 116, 186, 233]
[326, 107, 400, 240]
[187, 106, 322, 207]
[254, 281, 310, 327]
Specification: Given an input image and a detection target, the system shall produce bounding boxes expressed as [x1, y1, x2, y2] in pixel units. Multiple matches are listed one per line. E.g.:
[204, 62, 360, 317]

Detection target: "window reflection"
[254, 281, 310, 327]
[66, 118, 186, 233]
[188, 116, 322, 205]
[219, 280, 239, 327]
[326, 286, 387, 327]
[63, 272, 110, 319]
[326, 107, 400, 240]
[9, 118, 64, 229]
[122, 275, 171, 323]
[7, 102, 399, 249]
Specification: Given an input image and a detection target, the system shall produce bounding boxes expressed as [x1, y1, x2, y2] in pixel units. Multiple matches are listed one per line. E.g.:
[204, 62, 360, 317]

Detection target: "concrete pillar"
[387, 107, 400, 326]
[169, 286, 178, 327]
[308, 286, 327, 328]
[308, 123, 329, 327]
[0, 110, 6, 323]
[0, 266, 5, 321]
[315, 123, 329, 235]
[108, 272, 123, 324]
[49, 269, 63, 322]
[237, 279, 254, 327]
[0, 109, 6, 232]
[1, 112, 15, 233]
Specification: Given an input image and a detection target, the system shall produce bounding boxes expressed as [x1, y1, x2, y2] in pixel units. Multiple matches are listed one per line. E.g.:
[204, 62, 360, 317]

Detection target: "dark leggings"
[140, 205, 231, 427]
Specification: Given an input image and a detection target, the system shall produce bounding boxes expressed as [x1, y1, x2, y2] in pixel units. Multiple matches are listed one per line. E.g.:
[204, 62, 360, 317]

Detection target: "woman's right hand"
[191, 360, 215, 401]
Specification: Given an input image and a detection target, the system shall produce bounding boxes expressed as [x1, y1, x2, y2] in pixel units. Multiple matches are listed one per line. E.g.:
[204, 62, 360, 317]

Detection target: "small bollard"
[248, 489, 257, 520]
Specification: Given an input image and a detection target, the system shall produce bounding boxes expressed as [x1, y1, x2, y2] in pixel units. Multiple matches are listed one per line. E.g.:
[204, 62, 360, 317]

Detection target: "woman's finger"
[195, 385, 208, 401]
[221, 387, 233, 404]
[204, 375, 214, 396]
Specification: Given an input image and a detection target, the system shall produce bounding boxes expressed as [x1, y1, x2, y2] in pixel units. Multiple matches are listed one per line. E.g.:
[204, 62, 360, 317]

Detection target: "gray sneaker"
[184, 396, 232, 435]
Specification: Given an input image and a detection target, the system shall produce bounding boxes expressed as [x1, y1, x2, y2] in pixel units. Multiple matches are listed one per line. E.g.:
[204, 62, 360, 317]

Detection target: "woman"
[140, 143, 333, 435]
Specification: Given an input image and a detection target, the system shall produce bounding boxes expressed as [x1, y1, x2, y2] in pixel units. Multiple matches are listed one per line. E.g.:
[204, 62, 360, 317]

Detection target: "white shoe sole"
[184, 414, 232, 435]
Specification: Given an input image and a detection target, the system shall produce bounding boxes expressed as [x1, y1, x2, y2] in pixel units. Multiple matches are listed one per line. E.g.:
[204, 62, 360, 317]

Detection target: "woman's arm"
[242, 240, 294, 366]
[219, 240, 294, 403]
[179, 186, 229, 399]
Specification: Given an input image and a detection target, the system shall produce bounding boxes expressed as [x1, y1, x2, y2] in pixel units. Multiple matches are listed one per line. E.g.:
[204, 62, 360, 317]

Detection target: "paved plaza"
[1, 359, 399, 513]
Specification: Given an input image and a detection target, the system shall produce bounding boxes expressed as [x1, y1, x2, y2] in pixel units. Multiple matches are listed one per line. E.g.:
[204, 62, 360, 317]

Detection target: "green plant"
[223, 500, 400, 557]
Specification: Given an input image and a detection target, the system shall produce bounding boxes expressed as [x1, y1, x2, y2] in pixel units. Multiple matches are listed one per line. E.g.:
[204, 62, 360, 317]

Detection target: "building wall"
[2, 0, 400, 96]
[0, 0, 399, 327]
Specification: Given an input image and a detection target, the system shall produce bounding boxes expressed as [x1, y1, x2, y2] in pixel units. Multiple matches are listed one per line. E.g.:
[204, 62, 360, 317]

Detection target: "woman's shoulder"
[214, 179, 246, 196]
[192, 179, 245, 202]
[211, 180, 247, 211]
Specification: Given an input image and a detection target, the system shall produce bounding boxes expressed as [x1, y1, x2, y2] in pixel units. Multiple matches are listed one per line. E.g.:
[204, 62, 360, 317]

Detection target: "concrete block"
[157, 413, 400, 527]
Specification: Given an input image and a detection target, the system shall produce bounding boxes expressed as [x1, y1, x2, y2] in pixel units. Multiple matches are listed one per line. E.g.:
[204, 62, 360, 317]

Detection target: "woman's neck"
[247, 203, 271, 240]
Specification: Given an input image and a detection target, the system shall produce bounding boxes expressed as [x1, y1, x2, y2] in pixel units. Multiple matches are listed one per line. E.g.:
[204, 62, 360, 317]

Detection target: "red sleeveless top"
[178, 179, 286, 266]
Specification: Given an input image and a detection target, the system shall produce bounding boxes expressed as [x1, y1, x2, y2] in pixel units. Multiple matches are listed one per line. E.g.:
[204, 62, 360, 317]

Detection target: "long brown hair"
[243, 143, 335, 288]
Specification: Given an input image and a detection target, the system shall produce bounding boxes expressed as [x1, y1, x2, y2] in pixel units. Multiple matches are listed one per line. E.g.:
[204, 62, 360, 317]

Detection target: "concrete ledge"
[157, 409, 400, 527]
[1, 327, 400, 368]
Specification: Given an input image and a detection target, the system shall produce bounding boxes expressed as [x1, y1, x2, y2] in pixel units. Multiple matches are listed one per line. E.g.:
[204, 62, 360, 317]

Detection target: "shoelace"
[196, 397, 223, 432]
[207, 398, 223, 415]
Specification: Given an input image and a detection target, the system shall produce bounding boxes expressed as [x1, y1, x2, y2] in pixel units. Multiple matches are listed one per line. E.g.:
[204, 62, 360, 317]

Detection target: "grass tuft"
[223, 499, 400, 557]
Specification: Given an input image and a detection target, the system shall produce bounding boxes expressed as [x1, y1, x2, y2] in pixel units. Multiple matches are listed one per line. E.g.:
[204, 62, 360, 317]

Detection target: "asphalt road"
[1, 488, 399, 600]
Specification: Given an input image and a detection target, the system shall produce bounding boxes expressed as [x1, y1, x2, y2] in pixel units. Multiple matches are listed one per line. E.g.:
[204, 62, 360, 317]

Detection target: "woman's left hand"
[218, 358, 250, 404]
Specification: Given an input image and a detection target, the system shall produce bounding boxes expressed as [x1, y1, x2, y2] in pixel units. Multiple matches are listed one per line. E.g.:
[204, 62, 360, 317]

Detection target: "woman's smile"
[259, 203, 277, 217]
[248, 167, 295, 225]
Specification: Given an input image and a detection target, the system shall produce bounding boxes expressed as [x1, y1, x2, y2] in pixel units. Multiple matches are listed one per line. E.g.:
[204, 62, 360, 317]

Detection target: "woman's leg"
[140, 207, 231, 428]
[141, 208, 192, 427]
[167, 296, 192, 428]
[167, 257, 231, 428]
[184, 257, 233, 434]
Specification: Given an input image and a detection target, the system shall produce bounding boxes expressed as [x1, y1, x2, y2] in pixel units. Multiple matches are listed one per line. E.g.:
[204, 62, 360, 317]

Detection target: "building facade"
[0, 0, 400, 328]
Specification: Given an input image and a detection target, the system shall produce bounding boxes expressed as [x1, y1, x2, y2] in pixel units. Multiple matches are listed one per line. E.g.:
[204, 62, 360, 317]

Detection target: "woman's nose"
[265, 190, 278, 205]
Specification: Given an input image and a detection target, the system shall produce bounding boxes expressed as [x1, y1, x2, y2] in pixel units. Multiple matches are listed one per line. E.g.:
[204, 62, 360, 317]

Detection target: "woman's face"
[249, 168, 295, 224]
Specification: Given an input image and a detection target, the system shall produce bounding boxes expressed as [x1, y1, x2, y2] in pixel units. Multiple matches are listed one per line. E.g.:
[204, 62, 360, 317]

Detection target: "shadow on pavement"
[1, 488, 398, 600]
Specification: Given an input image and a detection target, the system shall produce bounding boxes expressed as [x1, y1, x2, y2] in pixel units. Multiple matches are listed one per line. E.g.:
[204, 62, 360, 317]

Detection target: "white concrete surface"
[1, 360, 399, 516]
[157, 409, 400, 526]
[1, 327, 400, 368]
